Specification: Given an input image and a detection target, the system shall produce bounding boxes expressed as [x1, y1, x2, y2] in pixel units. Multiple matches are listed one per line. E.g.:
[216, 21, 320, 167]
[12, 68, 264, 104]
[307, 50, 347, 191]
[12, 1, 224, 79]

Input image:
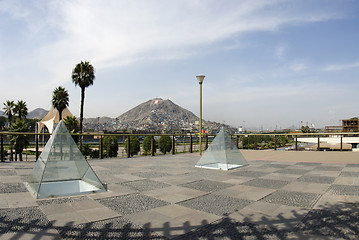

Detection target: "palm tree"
[3, 100, 15, 127]
[14, 100, 28, 120]
[72, 61, 95, 148]
[52, 86, 69, 121]
[9, 119, 29, 161]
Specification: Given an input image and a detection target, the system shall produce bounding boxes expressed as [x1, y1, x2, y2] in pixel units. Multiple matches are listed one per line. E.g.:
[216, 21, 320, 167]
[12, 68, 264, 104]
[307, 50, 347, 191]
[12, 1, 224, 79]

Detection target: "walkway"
[1, 150, 359, 239]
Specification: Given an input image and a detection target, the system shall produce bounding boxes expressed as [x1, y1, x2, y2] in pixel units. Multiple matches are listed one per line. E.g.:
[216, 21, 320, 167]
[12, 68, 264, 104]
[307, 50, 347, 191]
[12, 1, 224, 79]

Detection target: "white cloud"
[322, 61, 359, 71]
[290, 62, 308, 72]
[274, 44, 287, 60]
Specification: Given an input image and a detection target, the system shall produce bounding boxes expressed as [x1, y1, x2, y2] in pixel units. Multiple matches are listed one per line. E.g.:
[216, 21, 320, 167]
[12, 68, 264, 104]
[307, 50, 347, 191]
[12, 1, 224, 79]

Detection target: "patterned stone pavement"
[1, 151, 359, 239]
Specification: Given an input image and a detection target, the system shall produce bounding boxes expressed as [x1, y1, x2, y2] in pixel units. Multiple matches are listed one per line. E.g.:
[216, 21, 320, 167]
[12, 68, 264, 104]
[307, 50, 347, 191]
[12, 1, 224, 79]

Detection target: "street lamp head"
[196, 75, 205, 84]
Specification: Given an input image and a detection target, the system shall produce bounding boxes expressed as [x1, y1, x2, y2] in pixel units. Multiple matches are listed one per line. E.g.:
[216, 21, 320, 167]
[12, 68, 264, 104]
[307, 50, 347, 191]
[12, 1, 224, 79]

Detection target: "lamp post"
[196, 74, 205, 155]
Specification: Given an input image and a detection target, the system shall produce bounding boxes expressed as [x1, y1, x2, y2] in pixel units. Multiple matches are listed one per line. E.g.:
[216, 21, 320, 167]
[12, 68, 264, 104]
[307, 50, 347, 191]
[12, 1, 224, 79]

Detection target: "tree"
[14, 100, 28, 120]
[103, 136, 118, 158]
[71, 61, 95, 148]
[63, 116, 80, 143]
[0, 116, 6, 130]
[125, 136, 140, 157]
[301, 126, 311, 133]
[158, 136, 172, 154]
[52, 86, 69, 120]
[3, 100, 15, 127]
[9, 119, 29, 161]
[142, 135, 157, 155]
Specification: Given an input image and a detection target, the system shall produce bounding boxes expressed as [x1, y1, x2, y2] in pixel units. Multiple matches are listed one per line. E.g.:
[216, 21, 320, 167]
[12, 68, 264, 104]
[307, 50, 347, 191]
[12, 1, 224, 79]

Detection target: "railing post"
[340, 135, 343, 152]
[151, 136, 155, 156]
[127, 135, 131, 158]
[1, 134, 3, 162]
[205, 135, 208, 150]
[35, 133, 39, 161]
[295, 135, 298, 151]
[274, 135, 277, 151]
[236, 135, 239, 149]
[99, 135, 103, 159]
[317, 135, 320, 151]
[172, 136, 175, 155]
[189, 135, 193, 153]
[254, 135, 257, 150]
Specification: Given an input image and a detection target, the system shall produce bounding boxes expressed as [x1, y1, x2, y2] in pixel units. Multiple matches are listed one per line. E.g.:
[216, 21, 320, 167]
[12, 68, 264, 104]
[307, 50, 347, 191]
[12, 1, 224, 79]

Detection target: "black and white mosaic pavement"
[131, 171, 172, 179]
[297, 175, 336, 184]
[231, 170, 269, 178]
[97, 193, 170, 215]
[330, 184, 359, 196]
[260, 190, 322, 208]
[0, 206, 52, 234]
[0, 183, 28, 193]
[178, 194, 253, 216]
[120, 179, 171, 192]
[241, 178, 290, 189]
[180, 179, 234, 192]
[1, 155, 359, 239]
[59, 217, 164, 240]
[295, 203, 359, 240]
[37, 196, 90, 206]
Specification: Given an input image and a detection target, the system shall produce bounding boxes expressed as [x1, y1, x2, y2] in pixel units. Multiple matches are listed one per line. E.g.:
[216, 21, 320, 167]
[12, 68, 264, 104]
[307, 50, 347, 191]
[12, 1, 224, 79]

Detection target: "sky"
[1, 0, 359, 130]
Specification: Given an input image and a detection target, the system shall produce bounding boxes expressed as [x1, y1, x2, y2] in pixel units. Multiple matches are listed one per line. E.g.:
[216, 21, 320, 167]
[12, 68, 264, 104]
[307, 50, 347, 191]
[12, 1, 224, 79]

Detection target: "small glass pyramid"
[27, 121, 106, 199]
[195, 127, 249, 170]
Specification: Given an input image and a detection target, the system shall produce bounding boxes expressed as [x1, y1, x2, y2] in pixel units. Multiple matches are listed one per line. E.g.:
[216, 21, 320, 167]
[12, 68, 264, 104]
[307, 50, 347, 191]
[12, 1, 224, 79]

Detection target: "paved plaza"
[1, 150, 359, 239]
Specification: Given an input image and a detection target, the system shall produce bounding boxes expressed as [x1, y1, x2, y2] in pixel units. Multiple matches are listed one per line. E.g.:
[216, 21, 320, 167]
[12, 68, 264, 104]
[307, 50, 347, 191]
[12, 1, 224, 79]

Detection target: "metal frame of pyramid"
[26, 121, 106, 199]
[195, 127, 249, 171]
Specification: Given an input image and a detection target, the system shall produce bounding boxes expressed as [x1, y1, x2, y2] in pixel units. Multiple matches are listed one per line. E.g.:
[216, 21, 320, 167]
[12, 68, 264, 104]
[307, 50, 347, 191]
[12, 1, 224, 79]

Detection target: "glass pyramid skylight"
[195, 127, 249, 170]
[27, 121, 106, 199]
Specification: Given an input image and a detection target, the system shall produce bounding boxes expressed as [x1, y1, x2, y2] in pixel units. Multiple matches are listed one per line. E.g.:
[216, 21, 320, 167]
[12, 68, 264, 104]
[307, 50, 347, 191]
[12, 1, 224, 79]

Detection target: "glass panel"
[196, 127, 248, 170]
[27, 121, 106, 198]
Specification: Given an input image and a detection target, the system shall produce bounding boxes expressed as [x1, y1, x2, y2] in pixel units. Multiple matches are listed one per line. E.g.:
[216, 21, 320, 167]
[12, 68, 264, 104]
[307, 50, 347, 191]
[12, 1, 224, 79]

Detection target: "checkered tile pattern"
[1, 156, 359, 239]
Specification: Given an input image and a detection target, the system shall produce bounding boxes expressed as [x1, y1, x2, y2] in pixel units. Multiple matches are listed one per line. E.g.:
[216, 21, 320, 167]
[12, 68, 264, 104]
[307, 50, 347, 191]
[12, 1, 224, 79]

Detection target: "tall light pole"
[196, 75, 205, 155]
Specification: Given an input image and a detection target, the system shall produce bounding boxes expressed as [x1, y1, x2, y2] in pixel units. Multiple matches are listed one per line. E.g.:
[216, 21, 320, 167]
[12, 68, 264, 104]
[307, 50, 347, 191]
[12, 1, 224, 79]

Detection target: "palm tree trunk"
[79, 87, 85, 149]
[10, 144, 13, 161]
[59, 110, 63, 122]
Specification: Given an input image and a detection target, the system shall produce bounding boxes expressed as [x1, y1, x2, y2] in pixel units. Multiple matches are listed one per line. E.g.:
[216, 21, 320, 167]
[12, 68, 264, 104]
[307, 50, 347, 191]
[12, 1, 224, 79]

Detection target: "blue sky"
[1, 0, 358, 130]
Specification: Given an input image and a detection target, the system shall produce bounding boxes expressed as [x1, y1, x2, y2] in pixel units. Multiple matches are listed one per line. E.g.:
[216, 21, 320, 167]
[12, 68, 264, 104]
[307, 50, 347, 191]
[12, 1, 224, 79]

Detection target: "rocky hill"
[27, 108, 48, 119]
[84, 98, 235, 133]
[16, 98, 235, 133]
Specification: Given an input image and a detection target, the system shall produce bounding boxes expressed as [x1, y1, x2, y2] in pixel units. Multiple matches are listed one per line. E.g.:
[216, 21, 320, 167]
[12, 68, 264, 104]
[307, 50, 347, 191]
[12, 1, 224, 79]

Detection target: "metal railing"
[1, 131, 358, 162]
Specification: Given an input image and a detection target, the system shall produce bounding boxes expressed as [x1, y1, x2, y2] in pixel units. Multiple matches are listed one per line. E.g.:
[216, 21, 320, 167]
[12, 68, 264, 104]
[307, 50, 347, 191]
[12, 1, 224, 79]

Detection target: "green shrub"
[90, 149, 99, 159]
[81, 144, 92, 159]
[142, 136, 157, 155]
[125, 136, 140, 157]
[158, 136, 172, 154]
[103, 136, 118, 158]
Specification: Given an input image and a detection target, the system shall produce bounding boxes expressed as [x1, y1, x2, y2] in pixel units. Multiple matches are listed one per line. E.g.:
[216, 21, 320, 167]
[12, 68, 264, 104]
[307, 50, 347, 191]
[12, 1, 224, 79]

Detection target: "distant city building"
[325, 125, 343, 133]
[342, 117, 359, 132]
